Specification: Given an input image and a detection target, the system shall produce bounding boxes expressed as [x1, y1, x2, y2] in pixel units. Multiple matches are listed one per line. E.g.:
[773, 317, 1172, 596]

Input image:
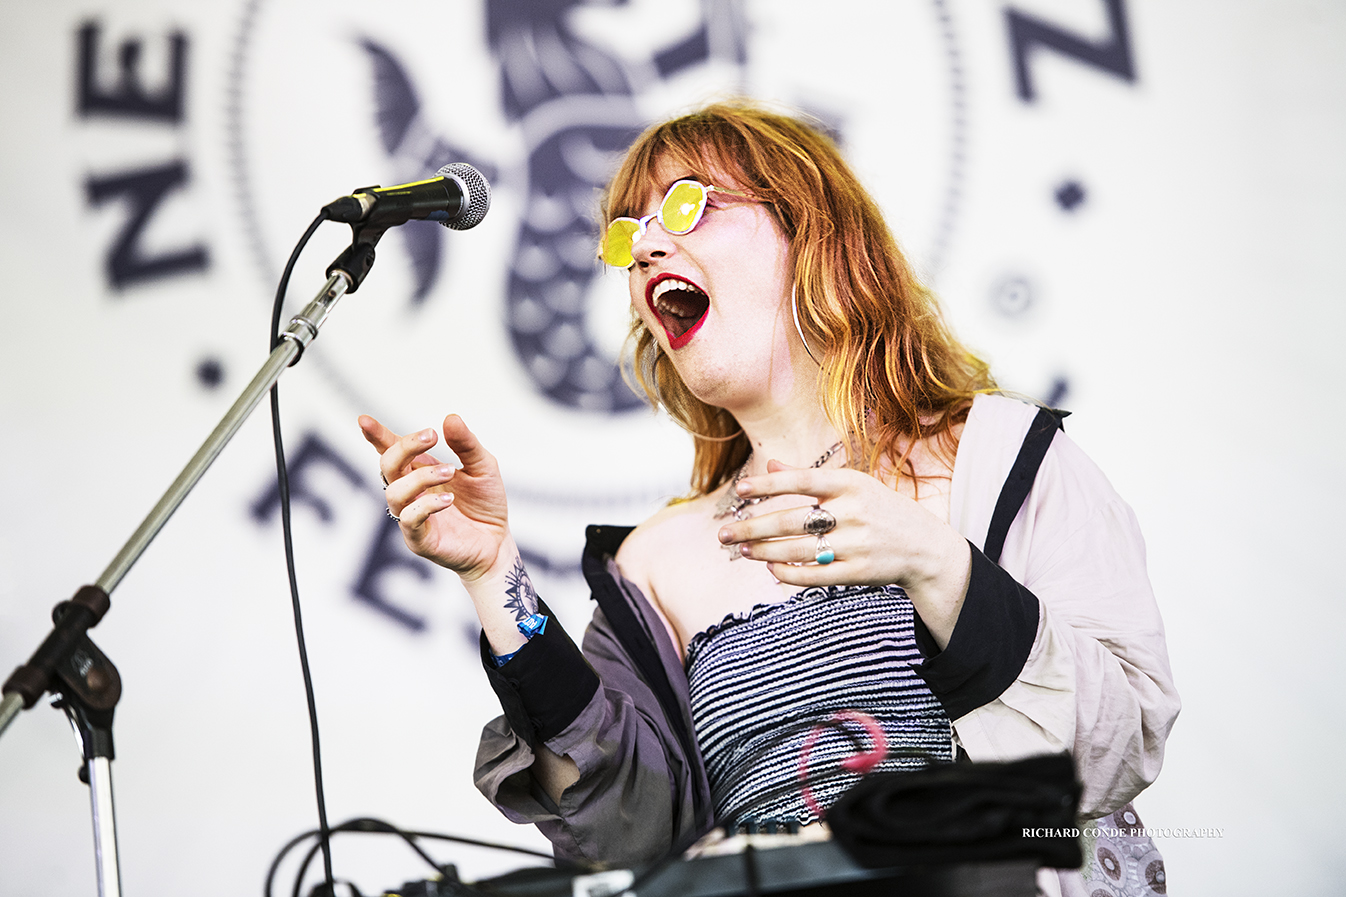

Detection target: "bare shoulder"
[615, 492, 719, 583]
[614, 492, 723, 656]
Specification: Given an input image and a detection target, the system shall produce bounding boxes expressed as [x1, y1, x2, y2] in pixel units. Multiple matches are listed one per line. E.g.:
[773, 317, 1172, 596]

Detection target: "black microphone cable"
[262, 164, 489, 895]
[265, 817, 555, 897]
[268, 209, 337, 895]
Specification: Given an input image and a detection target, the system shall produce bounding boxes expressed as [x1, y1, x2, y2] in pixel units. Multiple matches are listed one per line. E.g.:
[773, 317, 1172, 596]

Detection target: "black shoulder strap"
[982, 407, 1067, 565]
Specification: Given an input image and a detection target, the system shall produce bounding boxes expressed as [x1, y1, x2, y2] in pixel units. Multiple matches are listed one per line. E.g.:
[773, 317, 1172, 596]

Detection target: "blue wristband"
[517, 613, 549, 639]
[490, 613, 550, 667]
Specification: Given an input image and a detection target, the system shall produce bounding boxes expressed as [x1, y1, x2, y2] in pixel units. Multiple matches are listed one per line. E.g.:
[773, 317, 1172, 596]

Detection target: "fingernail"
[739, 544, 751, 558]
[735, 481, 751, 496]
[436, 464, 454, 477]
[718, 528, 733, 544]
[439, 493, 454, 504]
[420, 430, 435, 442]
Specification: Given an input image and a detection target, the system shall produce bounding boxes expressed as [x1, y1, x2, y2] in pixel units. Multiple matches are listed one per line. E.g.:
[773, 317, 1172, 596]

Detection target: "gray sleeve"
[473, 605, 702, 868]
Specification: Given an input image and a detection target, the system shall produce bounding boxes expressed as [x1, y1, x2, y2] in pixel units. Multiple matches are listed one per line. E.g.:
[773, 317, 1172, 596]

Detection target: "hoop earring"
[792, 283, 821, 365]
[687, 427, 745, 442]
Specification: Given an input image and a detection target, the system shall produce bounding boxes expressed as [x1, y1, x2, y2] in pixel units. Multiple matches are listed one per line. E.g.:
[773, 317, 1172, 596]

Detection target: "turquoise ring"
[815, 535, 835, 565]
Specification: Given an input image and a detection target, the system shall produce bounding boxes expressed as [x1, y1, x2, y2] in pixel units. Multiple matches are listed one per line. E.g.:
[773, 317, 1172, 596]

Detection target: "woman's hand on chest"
[715, 462, 972, 650]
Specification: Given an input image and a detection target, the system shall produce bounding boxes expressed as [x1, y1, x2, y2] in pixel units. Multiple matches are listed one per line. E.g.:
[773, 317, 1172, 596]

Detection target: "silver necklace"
[715, 441, 845, 523]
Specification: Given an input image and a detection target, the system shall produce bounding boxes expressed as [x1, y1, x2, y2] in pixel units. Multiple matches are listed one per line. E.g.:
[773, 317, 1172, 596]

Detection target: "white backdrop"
[1, 1, 1343, 894]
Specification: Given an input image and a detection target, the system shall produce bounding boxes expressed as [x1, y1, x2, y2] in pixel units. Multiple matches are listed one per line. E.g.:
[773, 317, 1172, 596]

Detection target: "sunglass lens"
[661, 182, 707, 234]
[602, 218, 641, 267]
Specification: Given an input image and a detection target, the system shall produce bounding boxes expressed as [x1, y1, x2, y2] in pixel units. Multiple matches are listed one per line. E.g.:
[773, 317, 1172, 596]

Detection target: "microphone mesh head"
[437, 162, 491, 230]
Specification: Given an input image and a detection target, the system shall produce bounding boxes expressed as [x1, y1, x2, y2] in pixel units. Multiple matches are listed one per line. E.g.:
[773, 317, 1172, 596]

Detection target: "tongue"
[660, 292, 707, 337]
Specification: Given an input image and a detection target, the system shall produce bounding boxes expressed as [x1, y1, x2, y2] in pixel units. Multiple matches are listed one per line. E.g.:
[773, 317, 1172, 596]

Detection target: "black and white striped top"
[685, 584, 954, 827]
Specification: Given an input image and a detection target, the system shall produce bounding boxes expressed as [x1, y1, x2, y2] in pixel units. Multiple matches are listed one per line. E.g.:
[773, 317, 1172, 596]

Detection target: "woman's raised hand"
[358, 413, 510, 582]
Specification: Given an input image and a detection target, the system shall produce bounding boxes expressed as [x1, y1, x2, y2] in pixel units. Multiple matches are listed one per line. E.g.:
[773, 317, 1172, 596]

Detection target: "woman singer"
[359, 101, 1179, 897]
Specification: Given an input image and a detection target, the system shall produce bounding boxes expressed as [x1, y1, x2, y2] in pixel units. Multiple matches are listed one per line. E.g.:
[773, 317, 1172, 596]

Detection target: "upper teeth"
[651, 278, 706, 309]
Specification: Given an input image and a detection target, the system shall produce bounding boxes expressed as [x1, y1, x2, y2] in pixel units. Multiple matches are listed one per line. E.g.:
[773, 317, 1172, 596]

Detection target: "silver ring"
[815, 535, 835, 565]
[386, 506, 400, 522]
[803, 505, 836, 536]
[380, 469, 390, 490]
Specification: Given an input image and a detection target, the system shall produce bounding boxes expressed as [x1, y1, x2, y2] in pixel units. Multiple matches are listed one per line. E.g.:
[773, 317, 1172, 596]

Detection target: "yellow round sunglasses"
[600, 180, 747, 268]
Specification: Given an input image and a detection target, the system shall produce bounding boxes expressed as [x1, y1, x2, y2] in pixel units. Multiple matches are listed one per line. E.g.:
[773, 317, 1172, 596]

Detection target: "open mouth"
[647, 275, 710, 349]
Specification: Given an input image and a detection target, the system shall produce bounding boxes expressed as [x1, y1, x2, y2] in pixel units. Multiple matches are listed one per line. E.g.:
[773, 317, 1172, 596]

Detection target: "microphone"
[322, 162, 491, 230]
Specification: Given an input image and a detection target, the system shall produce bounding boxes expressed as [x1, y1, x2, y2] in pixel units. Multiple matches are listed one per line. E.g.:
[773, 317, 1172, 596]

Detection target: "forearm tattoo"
[502, 555, 539, 623]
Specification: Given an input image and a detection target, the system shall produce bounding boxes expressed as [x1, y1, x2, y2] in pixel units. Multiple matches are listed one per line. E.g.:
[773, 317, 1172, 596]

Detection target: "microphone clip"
[325, 219, 385, 294]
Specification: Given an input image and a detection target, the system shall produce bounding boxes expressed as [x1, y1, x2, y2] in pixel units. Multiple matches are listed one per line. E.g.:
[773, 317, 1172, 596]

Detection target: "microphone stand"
[0, 222, 384, 897]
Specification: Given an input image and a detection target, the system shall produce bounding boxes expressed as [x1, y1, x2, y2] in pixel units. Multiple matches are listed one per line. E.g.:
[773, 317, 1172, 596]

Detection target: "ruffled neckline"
[683, 582, 909, 672]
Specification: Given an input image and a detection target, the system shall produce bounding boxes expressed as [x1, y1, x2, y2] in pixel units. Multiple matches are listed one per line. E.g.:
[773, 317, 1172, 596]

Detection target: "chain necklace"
[714, 441, 845, 524]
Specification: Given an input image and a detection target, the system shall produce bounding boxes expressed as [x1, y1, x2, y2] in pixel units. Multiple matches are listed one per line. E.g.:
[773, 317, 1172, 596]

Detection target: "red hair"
[604, 100, 995, 494]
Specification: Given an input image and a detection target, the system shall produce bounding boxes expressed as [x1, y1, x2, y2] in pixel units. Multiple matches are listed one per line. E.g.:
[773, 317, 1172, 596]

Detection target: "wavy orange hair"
[603, 100, 995, 495]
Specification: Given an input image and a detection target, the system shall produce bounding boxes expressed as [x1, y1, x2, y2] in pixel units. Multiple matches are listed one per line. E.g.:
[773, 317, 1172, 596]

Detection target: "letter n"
[85, 161, 209, 289]
[1006, 0, 1136, 102]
